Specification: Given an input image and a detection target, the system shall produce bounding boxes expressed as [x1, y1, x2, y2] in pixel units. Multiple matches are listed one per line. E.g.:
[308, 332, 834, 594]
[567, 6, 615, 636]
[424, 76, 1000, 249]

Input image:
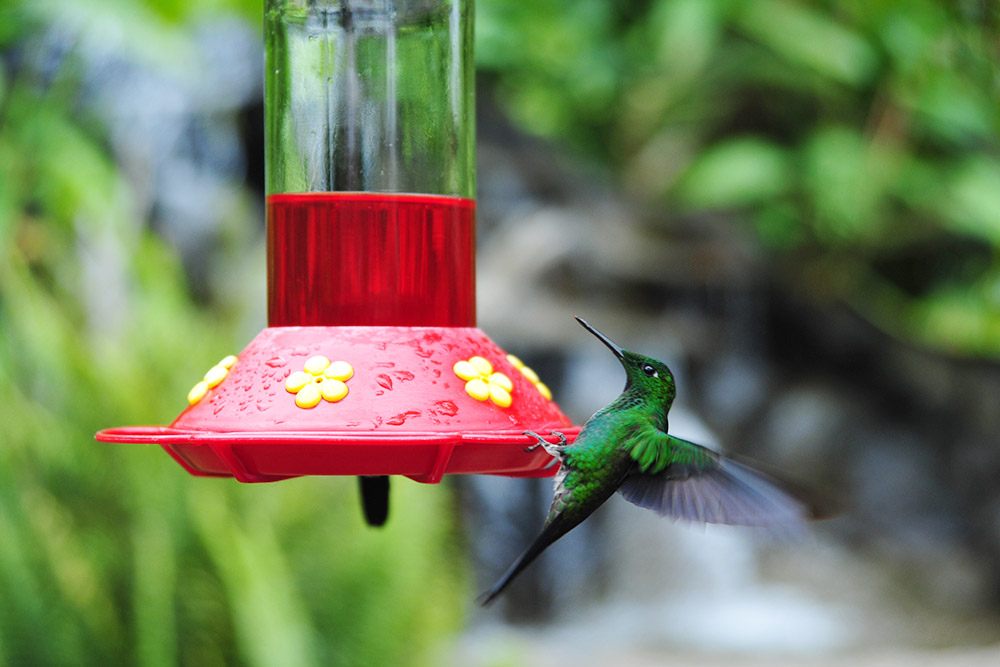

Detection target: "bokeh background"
[2, 0, 1000, 665]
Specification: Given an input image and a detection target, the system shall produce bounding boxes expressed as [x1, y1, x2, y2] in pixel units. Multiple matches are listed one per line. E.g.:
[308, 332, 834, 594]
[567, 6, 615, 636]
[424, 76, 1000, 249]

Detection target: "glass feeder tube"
[96, 0, 579, 488]
[265, 0, 476, 328]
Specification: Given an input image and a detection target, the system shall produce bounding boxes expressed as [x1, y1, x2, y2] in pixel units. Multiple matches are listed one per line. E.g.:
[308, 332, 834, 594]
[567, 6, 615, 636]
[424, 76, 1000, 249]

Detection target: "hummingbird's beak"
[575, 317, 625, 361]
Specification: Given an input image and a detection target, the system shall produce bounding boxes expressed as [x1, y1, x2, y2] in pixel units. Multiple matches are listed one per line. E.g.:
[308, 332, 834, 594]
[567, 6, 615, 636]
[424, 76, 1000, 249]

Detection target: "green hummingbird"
[479, 317, 810, 606]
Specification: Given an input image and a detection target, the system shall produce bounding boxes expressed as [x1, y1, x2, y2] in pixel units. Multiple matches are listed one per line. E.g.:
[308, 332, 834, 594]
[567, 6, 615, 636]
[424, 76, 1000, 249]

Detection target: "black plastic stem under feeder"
[96, 0, 580, 524]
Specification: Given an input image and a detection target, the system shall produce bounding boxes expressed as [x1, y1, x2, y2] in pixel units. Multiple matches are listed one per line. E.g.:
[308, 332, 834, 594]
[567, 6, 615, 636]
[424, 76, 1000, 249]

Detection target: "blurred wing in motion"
[618, 434, 809, 529]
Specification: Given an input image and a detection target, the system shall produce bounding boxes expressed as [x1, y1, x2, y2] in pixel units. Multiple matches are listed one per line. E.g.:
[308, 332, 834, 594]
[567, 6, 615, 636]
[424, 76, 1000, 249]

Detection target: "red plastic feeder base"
[96, 326, 578, 483]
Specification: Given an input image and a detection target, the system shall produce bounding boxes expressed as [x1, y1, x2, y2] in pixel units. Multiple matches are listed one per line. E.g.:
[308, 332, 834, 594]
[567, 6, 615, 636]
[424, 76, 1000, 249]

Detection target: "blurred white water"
[456, 503, 1000, 665]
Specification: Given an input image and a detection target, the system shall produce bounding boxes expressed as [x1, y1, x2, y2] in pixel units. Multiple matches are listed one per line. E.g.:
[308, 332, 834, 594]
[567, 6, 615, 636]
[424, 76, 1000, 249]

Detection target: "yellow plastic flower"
[285, 355, 354, 408]
[187, 354, 238, 405]
[453, 355, 513, 408]
[506, 354, 553, 400]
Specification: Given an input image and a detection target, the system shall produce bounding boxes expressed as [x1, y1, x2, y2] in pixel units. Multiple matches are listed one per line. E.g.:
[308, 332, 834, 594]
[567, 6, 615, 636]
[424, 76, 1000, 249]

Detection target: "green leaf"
[940, 158, 1000, 244]
[906, 72, 997, 144]
[677, 136, 792, 209]
[647, 0, 723, 79]
[735, 0, 879, 87]
[803, 125, 895, 241]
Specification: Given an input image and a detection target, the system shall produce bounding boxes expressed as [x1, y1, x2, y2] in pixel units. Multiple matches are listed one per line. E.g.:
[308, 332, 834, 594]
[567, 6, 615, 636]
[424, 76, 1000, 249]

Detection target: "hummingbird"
[479, 317, 811, 606]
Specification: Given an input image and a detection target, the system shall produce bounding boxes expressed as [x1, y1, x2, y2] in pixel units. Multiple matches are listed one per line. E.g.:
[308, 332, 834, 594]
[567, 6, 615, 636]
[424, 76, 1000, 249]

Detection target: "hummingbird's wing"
[618, 428, 808, 529]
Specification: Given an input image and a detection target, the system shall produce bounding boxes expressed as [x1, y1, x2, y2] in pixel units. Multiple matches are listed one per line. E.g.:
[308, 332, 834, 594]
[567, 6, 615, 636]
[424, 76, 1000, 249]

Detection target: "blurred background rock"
[2, 0, 1000, 665]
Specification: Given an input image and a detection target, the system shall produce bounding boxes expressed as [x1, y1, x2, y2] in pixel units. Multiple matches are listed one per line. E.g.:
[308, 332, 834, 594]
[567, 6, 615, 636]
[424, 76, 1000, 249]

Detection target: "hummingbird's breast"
[557, 413, 636, 515]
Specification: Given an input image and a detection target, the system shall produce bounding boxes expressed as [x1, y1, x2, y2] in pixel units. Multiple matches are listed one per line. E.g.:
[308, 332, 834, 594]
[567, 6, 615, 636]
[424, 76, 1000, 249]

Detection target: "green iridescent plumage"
[625, 423, 719, 474]
[479, 318, 810, 606]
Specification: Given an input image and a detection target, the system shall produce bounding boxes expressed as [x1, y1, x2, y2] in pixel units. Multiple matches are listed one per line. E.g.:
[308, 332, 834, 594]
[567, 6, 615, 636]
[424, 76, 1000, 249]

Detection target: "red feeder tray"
[98, 326, 578, 483]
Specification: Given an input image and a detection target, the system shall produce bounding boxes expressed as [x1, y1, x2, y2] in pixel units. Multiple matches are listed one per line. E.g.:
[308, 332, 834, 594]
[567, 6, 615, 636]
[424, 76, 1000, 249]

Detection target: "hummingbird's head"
[575, 317, 676, 410]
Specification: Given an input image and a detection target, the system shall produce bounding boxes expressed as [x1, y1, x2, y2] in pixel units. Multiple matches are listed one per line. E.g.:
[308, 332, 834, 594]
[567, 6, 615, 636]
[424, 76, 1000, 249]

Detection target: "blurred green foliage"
[1, 1, 464, 665]
[478, 0, 1000, 357]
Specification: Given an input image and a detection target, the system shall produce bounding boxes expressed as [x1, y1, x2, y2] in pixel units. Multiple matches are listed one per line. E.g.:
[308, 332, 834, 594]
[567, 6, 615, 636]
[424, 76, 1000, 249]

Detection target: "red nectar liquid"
[267, 192, 476, 327]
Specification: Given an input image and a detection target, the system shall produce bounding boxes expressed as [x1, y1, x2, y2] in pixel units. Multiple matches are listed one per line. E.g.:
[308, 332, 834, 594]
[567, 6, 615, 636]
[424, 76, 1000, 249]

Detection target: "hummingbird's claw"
[523, 430, 567, 459]
[523, 430, 546, 453]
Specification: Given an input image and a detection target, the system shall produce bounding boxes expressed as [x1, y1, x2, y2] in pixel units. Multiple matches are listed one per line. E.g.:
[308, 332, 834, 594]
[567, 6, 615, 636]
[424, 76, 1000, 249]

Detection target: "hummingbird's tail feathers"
[617, 457, 810, 532]
[478, 515, 575, 607]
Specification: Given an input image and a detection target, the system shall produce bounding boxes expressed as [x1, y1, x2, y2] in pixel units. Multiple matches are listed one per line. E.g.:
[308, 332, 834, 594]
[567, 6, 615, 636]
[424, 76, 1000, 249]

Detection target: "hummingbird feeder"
[96, 0, 579, 497]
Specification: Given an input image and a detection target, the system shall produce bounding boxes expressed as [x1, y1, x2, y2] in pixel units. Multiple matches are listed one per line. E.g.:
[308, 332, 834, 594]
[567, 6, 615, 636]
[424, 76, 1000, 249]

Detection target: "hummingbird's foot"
[522, 430, 547, 453]
[522, 430, 567, 458]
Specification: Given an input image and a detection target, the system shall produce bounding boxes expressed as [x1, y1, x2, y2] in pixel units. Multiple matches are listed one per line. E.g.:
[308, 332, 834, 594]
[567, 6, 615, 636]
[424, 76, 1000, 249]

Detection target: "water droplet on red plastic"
[393, 370, 415, 382]
[376, 374, 393, 390]
[386, 410, 420, 425]
[265, 357, 285, 368]
[432, 400, 458, 417]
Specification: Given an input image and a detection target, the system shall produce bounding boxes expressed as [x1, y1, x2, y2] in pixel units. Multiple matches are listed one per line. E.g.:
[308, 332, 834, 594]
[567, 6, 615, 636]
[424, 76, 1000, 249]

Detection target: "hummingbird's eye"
[642, 364, 657, 377]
